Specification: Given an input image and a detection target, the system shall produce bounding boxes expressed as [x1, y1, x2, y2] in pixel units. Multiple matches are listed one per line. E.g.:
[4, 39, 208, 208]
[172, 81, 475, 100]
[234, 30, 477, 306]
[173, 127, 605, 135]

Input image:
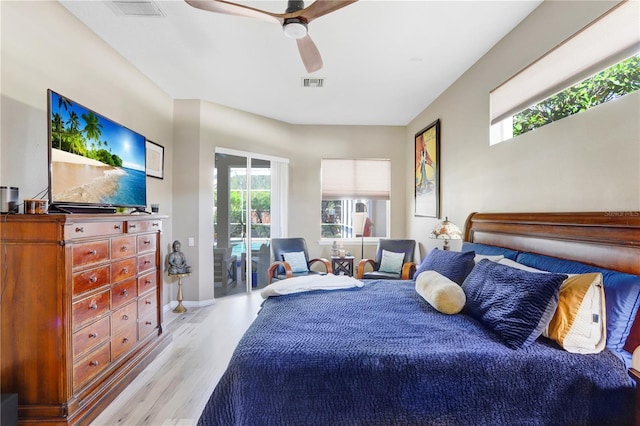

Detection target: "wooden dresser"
[0, 214, 171, 425]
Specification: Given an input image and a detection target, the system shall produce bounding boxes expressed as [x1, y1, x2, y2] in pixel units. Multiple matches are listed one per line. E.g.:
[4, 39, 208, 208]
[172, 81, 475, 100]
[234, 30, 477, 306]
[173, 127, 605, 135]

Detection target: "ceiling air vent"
[302, 78, 325, 88]
[110, 1, 165, 17]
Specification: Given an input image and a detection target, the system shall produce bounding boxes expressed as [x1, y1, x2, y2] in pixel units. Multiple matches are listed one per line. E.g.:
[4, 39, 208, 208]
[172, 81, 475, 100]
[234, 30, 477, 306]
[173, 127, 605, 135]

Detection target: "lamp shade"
[431, 217, 462, 240]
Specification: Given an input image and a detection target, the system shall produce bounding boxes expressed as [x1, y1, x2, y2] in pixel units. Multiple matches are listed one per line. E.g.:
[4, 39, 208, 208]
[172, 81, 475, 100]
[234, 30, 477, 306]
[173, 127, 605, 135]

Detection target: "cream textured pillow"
[415, 270, 466, 315]
[543, 273, 606, 354]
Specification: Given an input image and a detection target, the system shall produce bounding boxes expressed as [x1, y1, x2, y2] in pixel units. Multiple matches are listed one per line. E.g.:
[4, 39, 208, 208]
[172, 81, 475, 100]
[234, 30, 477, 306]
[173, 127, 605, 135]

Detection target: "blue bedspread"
[198, 280, 634, 425]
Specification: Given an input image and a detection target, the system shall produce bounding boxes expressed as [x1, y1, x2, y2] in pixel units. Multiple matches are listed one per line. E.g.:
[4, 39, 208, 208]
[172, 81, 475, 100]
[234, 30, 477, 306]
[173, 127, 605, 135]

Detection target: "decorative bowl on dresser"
[0, 214, 171, 425]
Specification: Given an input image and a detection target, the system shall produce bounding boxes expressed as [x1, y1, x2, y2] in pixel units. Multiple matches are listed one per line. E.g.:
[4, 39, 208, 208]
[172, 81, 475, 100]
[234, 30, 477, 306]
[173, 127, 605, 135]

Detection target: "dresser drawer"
[73, 342, 111, 391]
[65, 221, 124, 240]
[136, 233, 157, 254]
[111, 278, 137, 310]
[138, 271, 157, 295]
[112, 301, 137, 335]
[73, 265, 110, 296]
[111, 325, 138, 359]
[73, 290, 110, 331]
[138, 290, 157, 319]
[137, 252, 156, 274]
[73, 316, 110, 358]
[111, 257, 136, 284]
[126, 220, 161, 234]
[138, 310, 158, 340]
[111, 236, 136, 260]
[72, 240, 109, 269]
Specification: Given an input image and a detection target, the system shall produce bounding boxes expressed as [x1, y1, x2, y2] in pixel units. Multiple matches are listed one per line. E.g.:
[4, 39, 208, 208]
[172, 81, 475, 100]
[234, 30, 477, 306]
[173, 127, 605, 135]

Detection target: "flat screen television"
[47, 89, 147, 213]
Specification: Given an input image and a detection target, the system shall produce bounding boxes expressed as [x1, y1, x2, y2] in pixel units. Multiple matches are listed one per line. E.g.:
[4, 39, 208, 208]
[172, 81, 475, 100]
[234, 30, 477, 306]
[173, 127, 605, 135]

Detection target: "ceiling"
[60, 0, 542, 126]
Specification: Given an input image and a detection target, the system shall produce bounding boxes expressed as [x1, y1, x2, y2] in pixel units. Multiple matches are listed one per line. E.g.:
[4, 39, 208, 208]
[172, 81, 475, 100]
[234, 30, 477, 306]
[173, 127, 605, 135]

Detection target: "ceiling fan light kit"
[184, 0, 358, 73]
[283, 18, 308, 39]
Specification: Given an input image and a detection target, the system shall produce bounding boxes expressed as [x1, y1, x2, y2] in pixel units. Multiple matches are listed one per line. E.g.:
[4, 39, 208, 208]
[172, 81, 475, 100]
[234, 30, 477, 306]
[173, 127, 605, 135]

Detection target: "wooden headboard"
[463, 212, 640, 353]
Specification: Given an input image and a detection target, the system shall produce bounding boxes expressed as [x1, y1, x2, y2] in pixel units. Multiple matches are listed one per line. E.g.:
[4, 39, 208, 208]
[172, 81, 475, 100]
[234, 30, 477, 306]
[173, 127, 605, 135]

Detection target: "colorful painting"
[415, 119, 440, 217]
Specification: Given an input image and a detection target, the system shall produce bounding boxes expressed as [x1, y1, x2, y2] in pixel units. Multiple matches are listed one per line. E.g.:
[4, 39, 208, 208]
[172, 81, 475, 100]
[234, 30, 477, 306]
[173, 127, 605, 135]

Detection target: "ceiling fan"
[184, 0, 358, 73]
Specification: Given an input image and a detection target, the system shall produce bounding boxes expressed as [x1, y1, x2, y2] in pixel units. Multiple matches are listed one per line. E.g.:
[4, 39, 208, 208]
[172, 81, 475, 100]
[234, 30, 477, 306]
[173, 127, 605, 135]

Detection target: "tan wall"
[406, 0, 640, 258]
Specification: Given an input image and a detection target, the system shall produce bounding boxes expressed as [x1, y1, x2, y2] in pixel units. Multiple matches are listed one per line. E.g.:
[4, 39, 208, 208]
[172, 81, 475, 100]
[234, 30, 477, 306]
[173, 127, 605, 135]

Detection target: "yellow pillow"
[415, 270, 466, 315]
[543, 273, 606, 354]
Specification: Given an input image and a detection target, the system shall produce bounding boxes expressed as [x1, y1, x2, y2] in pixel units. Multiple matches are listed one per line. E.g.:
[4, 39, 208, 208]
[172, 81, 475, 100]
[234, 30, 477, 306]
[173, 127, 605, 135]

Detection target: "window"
[490, 1, 640, 144]
[321, 159, 390, 239]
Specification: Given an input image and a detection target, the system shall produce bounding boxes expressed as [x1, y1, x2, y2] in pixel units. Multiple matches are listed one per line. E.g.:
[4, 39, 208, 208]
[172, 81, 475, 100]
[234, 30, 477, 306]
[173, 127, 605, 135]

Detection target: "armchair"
[357, 239, 416, 280]
[267, 238, 333, 284]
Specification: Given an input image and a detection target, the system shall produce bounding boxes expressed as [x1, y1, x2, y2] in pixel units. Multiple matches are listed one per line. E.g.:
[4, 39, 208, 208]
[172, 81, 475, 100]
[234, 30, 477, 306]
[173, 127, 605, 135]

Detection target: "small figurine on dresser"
[168, 240, 192, 275]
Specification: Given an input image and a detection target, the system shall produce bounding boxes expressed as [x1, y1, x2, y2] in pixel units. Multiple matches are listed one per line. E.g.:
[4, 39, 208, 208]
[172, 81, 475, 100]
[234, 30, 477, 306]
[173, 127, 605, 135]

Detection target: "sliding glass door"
[214, 149, 288, 297]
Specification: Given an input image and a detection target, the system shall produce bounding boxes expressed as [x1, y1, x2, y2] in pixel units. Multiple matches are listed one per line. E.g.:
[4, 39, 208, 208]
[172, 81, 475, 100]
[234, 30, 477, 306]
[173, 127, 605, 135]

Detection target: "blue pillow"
[282, 251, 309, 273]
[462, 259, 566, 349]
[516, 252, 640, 354]
[461, 242, 519, 260]
[414, 249, 475, 285]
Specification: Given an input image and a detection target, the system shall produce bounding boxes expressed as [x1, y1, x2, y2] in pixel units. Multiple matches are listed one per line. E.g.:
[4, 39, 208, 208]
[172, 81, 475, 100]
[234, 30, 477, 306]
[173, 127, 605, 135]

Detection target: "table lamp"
[430, 217, 462, 250]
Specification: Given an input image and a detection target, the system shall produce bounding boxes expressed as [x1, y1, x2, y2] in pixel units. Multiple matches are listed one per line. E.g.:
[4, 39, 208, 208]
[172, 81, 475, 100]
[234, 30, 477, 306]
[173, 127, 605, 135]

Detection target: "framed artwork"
[414, 119, 440, 217]
[145, 140, 164, 179]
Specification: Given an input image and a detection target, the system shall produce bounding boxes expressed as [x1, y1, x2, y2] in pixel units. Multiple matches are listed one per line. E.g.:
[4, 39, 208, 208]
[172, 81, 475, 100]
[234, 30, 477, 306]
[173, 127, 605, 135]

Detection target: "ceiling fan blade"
[298, 0, 358, 23]
[297, 35, 323, 73]
[184, 0, 282, 24]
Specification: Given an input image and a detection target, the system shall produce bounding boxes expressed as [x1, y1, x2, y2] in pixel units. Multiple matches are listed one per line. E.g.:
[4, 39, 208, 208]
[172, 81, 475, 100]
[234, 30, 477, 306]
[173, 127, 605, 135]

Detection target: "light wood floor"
[91, 292, 264, 425]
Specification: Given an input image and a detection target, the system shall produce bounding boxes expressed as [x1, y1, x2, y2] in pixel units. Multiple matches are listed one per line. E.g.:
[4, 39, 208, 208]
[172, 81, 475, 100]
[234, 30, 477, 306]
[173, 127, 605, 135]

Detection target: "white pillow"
[474, 254, 504, 263]
[282, 251, 309, 273]
[415, 270, 466, 314]
[542, 273, 606, 354]
[497, 258, 547, 273]
[379, 250, 405, 274]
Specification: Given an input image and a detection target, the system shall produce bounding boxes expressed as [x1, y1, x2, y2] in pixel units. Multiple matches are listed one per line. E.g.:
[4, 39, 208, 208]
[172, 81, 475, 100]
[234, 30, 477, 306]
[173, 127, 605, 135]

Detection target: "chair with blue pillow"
[357, 239, 416, 280]
[267, 238, 333, 284]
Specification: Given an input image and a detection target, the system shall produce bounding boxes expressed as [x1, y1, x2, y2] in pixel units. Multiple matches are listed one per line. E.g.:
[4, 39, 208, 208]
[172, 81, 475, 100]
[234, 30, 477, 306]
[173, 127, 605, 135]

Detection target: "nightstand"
[331, 256, 355, 277]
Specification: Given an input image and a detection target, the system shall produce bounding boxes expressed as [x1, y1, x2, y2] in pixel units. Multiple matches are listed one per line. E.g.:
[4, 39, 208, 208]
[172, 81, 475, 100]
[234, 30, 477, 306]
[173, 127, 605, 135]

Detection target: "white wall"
[406, 0, 640, 258]
[1, 1, 175, 304]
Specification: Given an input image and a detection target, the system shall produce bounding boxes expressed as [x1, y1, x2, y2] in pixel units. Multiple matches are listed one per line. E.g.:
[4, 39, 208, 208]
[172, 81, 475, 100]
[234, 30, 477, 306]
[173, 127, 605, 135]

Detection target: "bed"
[198, 212, 640, 425]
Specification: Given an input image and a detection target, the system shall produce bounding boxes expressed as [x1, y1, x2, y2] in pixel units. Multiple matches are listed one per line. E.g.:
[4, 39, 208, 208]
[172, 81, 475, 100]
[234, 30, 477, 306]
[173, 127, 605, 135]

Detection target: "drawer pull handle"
[90, 360, 99, 367]
[152, 222, 159, 227]
[145, 300, 152, 305]
[89, 332, 98, 338]
[75, 227, 84, 233]
[89, 250, 97, 256]
[122, 246, 129, 252]
[114, 224, 121, 230]
[145, 279, 152, 284]
[123, 267, 129, 274]
[123, 337, 129, 343]
[122, 289, 128, 296]
[145, 321, 152, 325]
[130, 224, 137, 229]
[144, 260, 151, 265]
[144, 240, 151, 245]
[89, 276, 98, 283]
[89, 301, 98, 310]
[122, 315, 129, 320]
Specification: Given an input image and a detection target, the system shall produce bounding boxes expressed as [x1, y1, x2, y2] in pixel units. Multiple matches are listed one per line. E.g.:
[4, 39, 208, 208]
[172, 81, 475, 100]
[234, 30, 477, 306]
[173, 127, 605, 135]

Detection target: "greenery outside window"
[490, 1, 639, 144]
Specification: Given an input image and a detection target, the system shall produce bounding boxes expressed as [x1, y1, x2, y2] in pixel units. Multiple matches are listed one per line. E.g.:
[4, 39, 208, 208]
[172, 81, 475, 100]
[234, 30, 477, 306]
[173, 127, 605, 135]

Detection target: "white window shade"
[322, 159, 390, 200]
[490, 1, 640, 125]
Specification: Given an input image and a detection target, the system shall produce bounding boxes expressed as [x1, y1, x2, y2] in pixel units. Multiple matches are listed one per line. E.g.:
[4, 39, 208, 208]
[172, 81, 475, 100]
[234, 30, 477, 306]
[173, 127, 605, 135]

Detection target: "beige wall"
[406, 0, 640, 258]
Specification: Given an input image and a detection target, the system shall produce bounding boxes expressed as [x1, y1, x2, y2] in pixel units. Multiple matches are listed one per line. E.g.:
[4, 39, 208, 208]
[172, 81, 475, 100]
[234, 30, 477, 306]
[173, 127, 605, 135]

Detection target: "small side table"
[331, 256, 355, 277]
[169, 273, 190, 313]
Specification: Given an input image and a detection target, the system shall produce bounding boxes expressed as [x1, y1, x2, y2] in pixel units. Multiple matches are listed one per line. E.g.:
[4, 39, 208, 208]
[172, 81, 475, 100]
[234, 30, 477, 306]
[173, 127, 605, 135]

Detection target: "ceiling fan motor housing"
[285, 0, 305, 13]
